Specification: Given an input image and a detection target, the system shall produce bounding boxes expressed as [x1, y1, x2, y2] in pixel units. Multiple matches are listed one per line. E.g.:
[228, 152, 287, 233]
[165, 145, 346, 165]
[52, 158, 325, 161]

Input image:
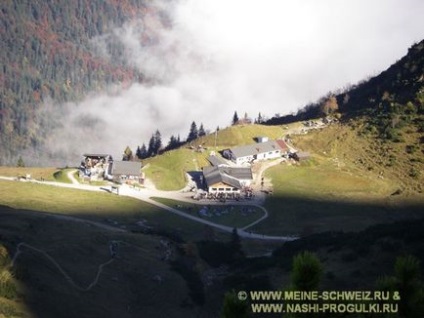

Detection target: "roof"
[112, 161, 141, 176]
[203, 165, 252, 188]
[83, 153, 111, 158]
[275, 140, 289, 152]
[230, 140, 281, 158]
[218, 166, 253, 180]
[294, 152, 310, 160]
[203, 166, 241, 188]
[207, 155, 227, 166]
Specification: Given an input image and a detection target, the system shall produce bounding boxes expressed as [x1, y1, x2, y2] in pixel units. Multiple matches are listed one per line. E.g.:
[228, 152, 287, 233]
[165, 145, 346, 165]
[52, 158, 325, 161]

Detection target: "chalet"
[80, 154, 143, 183]
[202, 165, 253, 194]
[111, 161, 143, 183]
[80, 154, 113, 181]
[222, 140, 289, 165]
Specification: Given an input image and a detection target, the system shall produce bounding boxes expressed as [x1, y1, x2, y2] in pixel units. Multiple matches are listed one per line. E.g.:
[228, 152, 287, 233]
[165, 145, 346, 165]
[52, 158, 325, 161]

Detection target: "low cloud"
[41, 0, 424, 165]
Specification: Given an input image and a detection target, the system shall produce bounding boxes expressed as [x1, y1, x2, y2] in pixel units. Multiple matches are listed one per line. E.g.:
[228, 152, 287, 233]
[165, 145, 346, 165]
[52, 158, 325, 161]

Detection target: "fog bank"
[42, 0, 424, 165]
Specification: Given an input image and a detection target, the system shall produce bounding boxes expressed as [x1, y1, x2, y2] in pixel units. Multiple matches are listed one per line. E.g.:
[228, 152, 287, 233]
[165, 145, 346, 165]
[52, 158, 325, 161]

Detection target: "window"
[212, 187, 217, 191]
[218, 188, 224, 191]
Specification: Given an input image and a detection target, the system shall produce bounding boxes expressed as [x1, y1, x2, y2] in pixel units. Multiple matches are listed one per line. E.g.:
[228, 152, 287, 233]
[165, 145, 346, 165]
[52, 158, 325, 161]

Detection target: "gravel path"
[12, 242, 115, 291]
[1, 168, 298, 241]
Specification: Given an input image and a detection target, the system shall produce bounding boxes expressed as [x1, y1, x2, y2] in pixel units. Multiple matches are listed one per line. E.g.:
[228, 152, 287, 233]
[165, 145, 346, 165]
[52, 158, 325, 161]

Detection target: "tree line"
[222, 252, 424, 318]
[123, 120, 207, 160]
[123, 111, 274, 161]
[124, 110, 271, 161]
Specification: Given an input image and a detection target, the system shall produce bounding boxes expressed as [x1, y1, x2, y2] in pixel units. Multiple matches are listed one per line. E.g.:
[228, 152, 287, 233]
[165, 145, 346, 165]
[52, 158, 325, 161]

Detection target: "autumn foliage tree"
[320, 96, 339, 116]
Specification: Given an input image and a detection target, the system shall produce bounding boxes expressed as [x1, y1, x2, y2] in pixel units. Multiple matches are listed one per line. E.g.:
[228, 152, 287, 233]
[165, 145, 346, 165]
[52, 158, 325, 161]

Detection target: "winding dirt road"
[0, 165, 298, 241]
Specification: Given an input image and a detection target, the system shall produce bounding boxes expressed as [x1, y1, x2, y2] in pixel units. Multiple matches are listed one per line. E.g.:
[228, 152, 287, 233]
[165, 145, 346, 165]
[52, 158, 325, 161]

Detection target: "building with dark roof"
[79, 153, 143, 183]
[202, 165, 252, 194]
[111, 161, 142, 183]
[207, 155, 228, 167]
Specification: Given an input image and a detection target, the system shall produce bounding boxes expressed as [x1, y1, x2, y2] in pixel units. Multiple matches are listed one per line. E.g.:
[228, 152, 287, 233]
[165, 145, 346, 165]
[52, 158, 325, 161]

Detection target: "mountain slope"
[0, 0, 168, 164]
[265, 39, 424, 123]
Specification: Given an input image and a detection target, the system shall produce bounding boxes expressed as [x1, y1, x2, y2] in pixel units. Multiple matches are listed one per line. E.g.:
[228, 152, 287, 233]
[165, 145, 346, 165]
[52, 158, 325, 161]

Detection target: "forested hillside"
[266, 40, 424, 124]
[0, 0, 166, 164]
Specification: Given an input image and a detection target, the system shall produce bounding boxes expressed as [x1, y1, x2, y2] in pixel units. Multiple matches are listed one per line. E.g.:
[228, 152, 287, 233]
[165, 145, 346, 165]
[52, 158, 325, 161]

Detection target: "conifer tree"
[140, 144, 148, 158]
[154, 129, 162, 154]
[16, 156, 25, 167]
[187, 121, 198, 142]
[377, 255, 424, 318]
[147, 134, 156, 157]
[256, 112, 263, 124]
[291, 251, 323, 291]
[136, 144, 148, 159]
[198, 123, 206, 136]
[232, 111, 239, 125]
[166, 135, 180, 150]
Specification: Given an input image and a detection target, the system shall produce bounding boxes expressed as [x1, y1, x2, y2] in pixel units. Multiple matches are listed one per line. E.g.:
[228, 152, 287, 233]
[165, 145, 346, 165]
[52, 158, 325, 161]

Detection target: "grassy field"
[142, 149, 208, 191]
[197, 123, 289, 148]
[0, 166, 58, 181]
[293, 122, 424, 194]
[0, 180, 218, 242]
[250, 124, 424, 236]
[151, 197, 265, 228]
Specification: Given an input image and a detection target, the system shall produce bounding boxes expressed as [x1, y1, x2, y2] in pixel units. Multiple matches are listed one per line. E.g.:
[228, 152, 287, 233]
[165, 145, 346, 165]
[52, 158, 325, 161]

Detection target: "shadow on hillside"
[0, 192, 424, 318]
[253, 194, 424, 237]
[186, 171, 204, 190]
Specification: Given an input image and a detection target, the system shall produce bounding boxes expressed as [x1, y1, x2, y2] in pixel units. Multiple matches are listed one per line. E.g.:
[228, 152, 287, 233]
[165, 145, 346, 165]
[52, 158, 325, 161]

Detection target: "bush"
[0, 245, 10, 268]
[0, 298, 20, 317]
[409, 168, 420, 178]
[386, 157, 396, 167]
[406, 144, 418, 154]
[383, 127, 404, 142]
[0, 270, 17, 299]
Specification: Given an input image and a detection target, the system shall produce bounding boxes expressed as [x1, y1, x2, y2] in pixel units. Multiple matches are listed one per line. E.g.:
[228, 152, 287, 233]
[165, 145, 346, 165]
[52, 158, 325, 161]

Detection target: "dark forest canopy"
[0, 0, 169, 164]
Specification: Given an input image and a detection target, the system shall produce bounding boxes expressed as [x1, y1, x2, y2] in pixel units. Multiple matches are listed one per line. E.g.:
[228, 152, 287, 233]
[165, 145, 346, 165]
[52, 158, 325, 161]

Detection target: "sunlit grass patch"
[0, 166, 58, 181]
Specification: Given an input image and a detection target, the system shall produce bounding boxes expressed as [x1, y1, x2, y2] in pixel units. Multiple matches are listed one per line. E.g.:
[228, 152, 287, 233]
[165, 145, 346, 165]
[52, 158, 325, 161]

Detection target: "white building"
[222, 140, 288, 165]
